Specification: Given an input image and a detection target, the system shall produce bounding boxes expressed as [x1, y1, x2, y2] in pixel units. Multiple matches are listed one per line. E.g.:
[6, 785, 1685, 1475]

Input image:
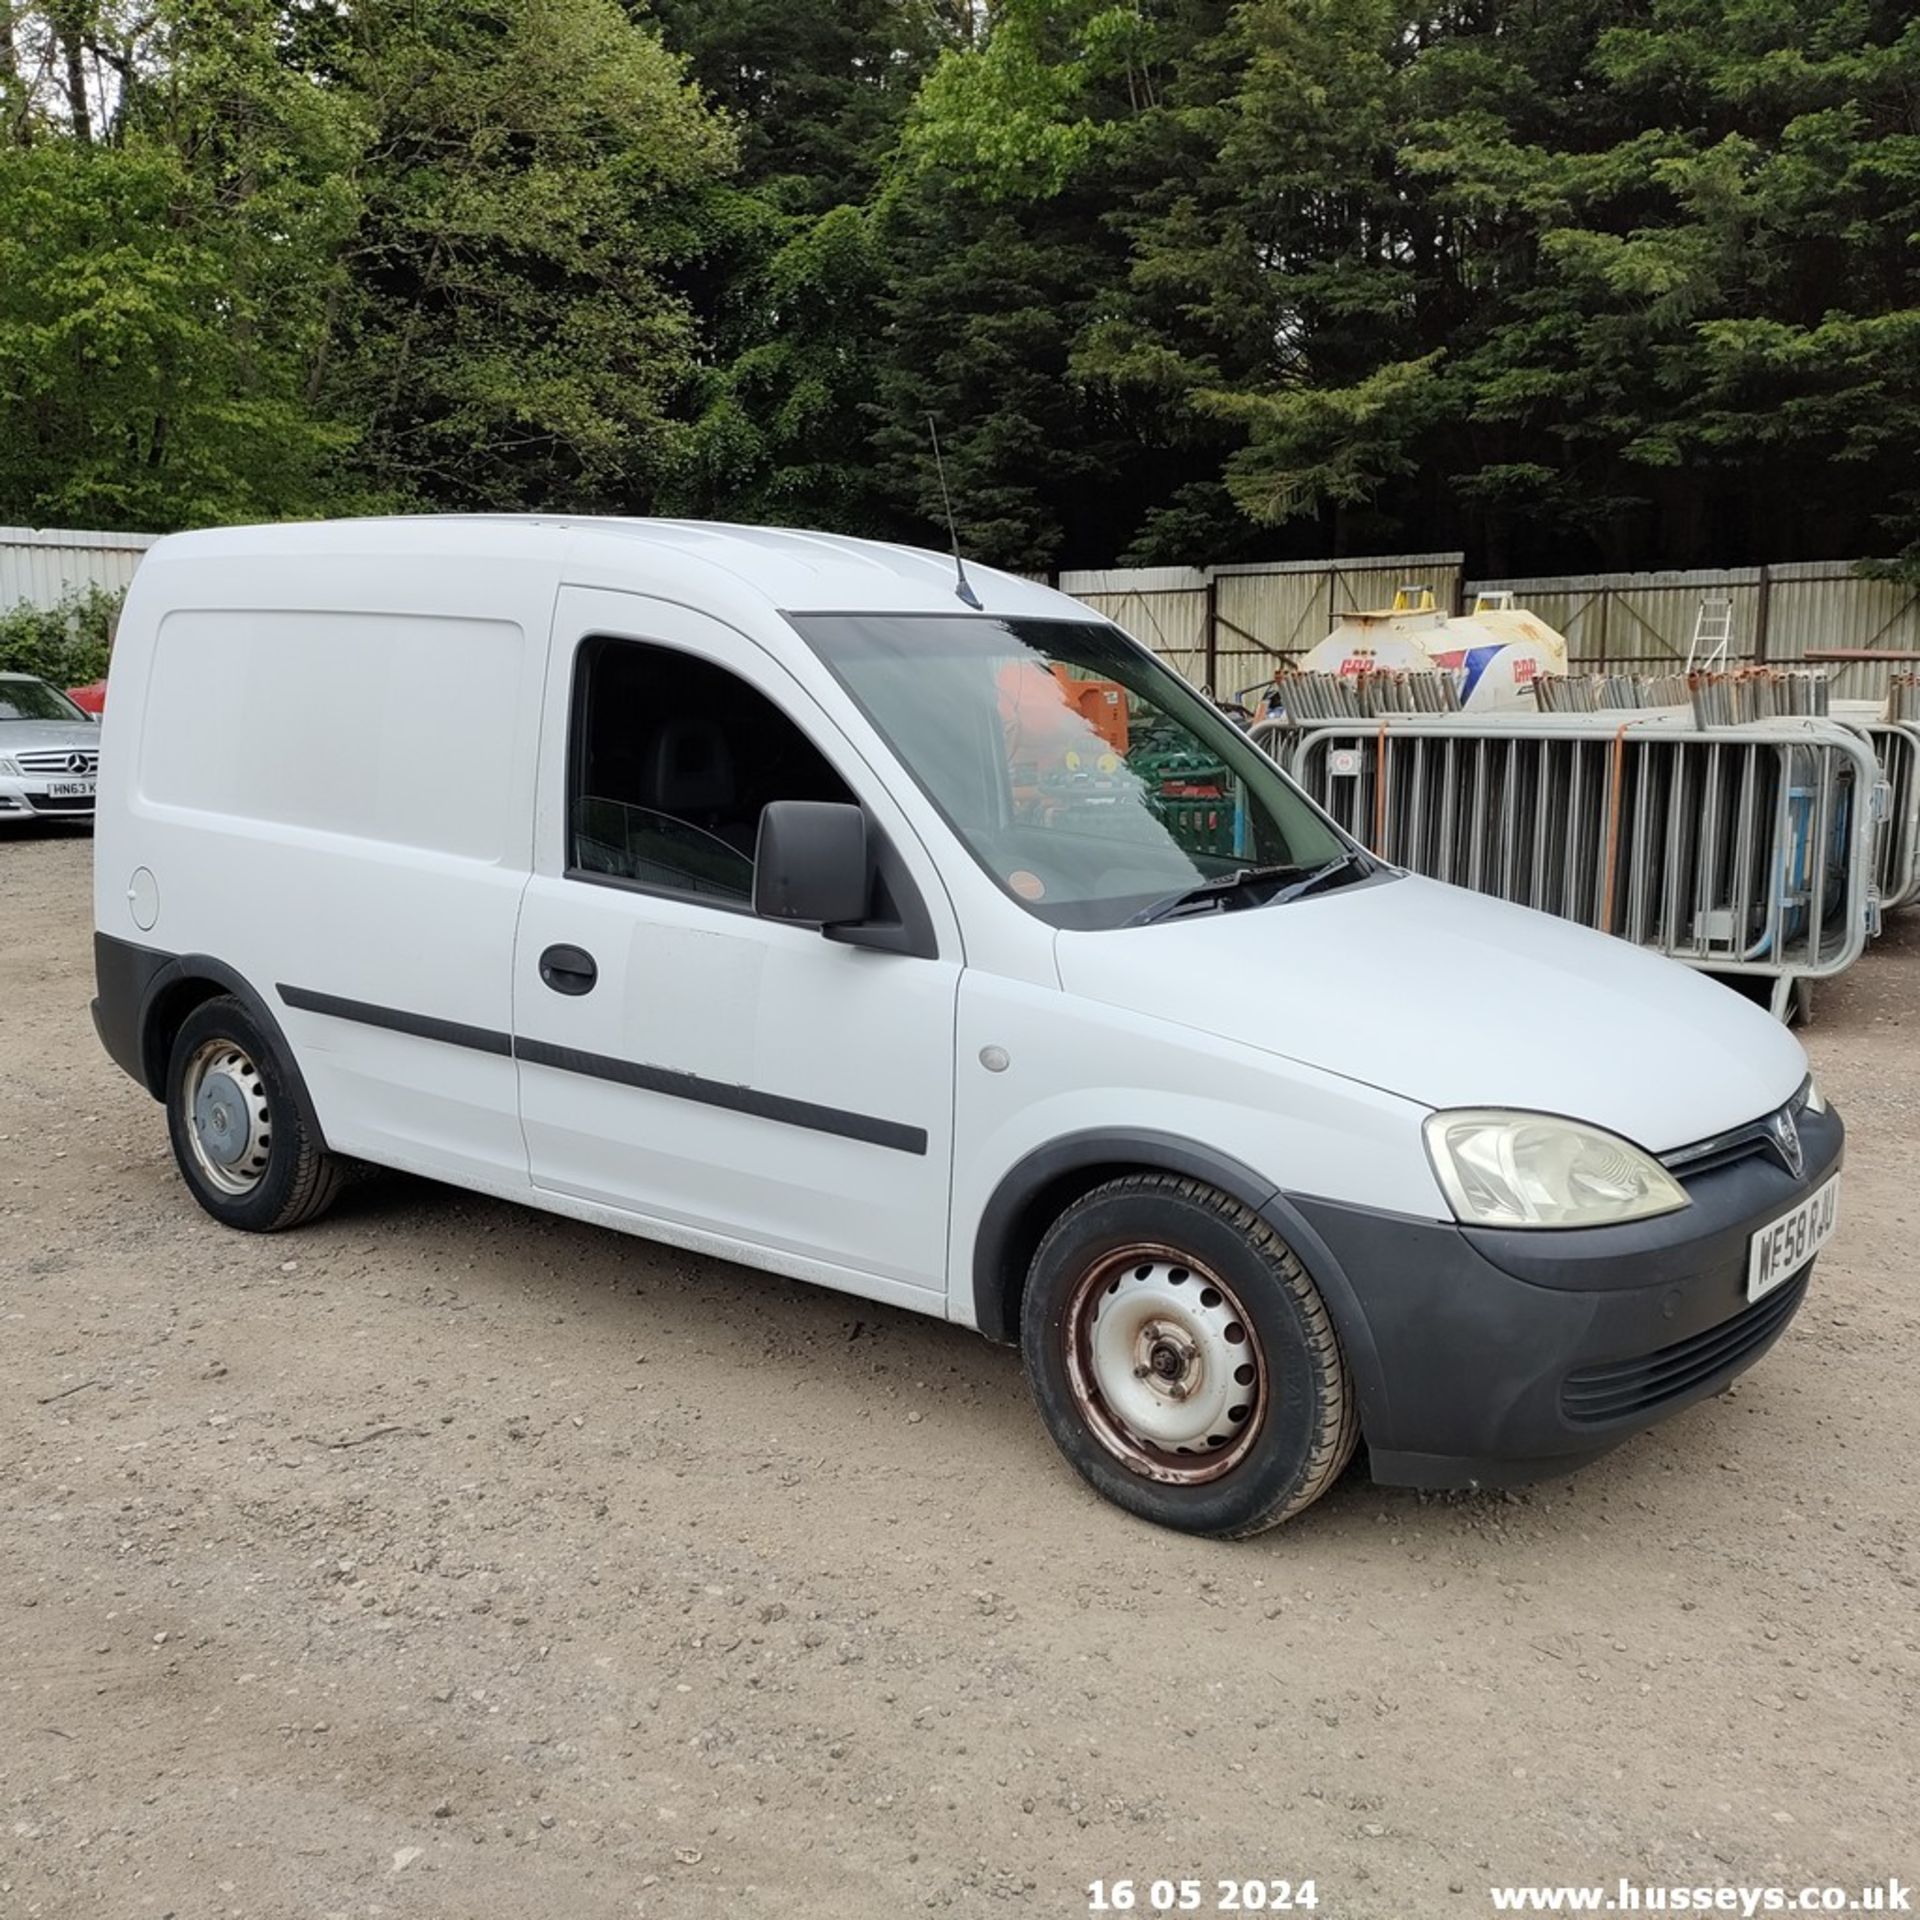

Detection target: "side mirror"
[753, 800, 869, 928]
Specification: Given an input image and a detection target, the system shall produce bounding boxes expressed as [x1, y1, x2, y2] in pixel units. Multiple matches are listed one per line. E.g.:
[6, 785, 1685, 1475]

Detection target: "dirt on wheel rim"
[1063, 1241, 1268, 1484]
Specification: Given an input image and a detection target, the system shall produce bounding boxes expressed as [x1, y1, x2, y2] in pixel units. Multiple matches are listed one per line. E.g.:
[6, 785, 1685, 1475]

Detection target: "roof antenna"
[927, 413, 983, 610]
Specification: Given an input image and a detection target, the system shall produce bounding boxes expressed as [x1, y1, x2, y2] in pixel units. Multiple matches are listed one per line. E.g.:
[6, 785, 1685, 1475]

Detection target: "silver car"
[0, 672, 100, 825]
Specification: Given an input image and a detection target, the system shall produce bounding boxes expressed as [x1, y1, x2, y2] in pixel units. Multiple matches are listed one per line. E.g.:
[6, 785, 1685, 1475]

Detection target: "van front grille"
[1560, 1271, 1810, 1424]
[1661, 1081, 1815, 1182]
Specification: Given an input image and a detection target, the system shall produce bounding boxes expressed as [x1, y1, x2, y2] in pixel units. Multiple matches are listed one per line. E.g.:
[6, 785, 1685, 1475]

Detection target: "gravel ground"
[3, 825, 1916, 1920]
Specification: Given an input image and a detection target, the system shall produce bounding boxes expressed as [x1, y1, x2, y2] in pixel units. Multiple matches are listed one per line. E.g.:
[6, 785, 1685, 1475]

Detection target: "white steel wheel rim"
[1063, 1243, 1267, 1486]
[181, 1038, 273, 1196]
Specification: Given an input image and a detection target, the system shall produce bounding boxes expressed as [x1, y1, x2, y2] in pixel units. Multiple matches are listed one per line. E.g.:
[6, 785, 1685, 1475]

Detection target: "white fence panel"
[1762, 564, 1920, 699]
[1465, 567, 1766, 666]
[1057, 566, 1210, 685]
[1059, 555, 1467, 696]
[1, 527, 156, 611]
[1211, 555, 1465, 703]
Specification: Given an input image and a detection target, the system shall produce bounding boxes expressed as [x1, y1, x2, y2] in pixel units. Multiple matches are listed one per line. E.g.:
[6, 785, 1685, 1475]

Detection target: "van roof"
[140, 515, 1080, 622]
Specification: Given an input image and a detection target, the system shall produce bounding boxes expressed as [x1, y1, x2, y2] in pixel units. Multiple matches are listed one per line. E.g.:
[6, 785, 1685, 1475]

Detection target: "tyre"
[1020, 1173, 1358, 1536]
[164, 995, 344, 1231]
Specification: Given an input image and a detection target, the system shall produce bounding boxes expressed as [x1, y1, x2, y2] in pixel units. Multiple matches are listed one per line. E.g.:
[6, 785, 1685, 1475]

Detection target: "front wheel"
[1021, 1174, 1358, 1536]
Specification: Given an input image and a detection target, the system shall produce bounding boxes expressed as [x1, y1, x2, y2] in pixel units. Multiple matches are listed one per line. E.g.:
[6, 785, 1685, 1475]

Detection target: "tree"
[866, 0, 1198, 571]
[318, 0, 738, 514]
[648, 0, 944, 210]
[647, 1, 957, 534]
[0, 0, 368, 526]
[664, 201, 897, 530]
[1088, 0, 1920, 574]
[0, 0, 741, 528]
[5, 0, 1919, 577]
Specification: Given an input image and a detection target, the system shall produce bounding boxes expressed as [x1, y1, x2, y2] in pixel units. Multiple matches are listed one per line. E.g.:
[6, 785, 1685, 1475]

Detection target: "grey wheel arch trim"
[95, 935, 332, 1153]
[969, 1128, 1392, 1442]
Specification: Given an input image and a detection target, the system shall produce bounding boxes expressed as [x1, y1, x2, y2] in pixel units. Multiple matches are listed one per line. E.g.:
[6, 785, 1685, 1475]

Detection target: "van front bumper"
[1287, 1103, 1843, 1490]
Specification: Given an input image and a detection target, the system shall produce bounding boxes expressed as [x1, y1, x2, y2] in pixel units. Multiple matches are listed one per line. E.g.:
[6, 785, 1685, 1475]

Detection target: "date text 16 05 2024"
[1088, 1881, 1321, 1914]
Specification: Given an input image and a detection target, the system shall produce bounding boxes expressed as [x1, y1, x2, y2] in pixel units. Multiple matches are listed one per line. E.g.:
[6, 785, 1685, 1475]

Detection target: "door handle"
[538, 944, 598, 996]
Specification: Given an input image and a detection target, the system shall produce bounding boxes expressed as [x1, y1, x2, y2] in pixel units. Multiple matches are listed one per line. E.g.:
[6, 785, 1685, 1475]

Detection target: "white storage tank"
[1300, 587, 1568, 713]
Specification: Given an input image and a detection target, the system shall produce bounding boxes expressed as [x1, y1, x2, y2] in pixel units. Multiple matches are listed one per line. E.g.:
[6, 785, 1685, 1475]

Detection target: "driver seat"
[642, 719, 755, 853]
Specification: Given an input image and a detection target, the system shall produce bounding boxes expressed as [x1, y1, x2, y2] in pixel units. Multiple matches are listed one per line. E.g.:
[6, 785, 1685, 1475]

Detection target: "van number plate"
[1746, 1175, 1839, 1303]
[48, 780, 94, 797]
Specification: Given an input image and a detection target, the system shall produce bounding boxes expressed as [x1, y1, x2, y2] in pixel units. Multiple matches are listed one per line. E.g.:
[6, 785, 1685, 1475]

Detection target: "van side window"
[569, 637, 855, 903]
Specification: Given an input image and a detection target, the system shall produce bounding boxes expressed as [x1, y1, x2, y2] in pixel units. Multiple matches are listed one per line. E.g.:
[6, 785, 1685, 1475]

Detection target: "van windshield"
[790, 613, 1361, 931]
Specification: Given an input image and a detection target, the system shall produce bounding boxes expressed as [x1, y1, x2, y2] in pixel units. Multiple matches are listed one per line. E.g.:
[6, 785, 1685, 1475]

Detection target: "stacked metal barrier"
[1527, 666, 1833, 723]
[1269, 669, 1462, 721]
[1689, 668, 1830, 725]
[1533, 672, 1689, 713]
[1266, 708, 1885, 1019]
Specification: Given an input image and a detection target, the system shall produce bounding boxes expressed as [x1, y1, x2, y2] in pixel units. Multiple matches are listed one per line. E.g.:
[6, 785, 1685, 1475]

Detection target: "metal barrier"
[1689, 669, 1830, 724]
[1269, 668, 1462, 721]
[1266, 711, 1886, 1020]
[1833, 703, 1920, 911]
[1533, 672, 1689, 712]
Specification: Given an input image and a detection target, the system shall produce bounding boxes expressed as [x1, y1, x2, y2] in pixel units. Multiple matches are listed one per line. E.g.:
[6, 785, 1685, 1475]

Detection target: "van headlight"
[1801, 1077, 1826, 1115]
[1423, 1110, 1690, 1229]
[0, 757, 17, 776]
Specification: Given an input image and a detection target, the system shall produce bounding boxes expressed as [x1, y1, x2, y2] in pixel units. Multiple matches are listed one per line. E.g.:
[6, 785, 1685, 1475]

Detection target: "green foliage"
[1087, 0, 1920, 572]
[868, 0, 1209, 570]
[1203, 355, 1447, 526]
[871, 190, 1120, 572]
[0, 136, 361, 527]
[0, 0, 375, 527]
[1, 0, 1918, 577]
[898, 1, 1139, 202]
[321, 0, 739, 513]
[647, 0, 944, 209]
[0, 0, 741, 527]
[0, 584, 121, 685]
[666, 202, 894, 528]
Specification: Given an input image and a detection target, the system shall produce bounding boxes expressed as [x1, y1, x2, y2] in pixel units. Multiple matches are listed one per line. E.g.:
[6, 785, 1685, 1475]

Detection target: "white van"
[91, 518, 1842, 1536]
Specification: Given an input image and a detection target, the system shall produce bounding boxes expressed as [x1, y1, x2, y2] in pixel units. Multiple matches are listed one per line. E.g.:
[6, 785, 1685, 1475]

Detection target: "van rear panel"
[138, 608, 527, 858]
[94, 544, 559, 1187]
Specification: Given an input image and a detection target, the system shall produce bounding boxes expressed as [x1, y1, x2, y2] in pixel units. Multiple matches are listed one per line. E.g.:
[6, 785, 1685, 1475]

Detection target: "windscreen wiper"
[1266, 851, 1363, 905]
[1127, 862, 1312, 927]
[1126, 852, 1365, 927]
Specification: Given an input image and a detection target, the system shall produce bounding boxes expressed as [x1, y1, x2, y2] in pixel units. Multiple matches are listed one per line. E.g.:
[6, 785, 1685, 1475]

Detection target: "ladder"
[1686, 595, 1734, 673]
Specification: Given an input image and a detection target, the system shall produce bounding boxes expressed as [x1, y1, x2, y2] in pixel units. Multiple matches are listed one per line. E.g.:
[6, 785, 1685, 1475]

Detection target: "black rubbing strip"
[277, 985, 514, 1058]
[275, 984, 927, 1154]
[512, 1037, 928, 1156]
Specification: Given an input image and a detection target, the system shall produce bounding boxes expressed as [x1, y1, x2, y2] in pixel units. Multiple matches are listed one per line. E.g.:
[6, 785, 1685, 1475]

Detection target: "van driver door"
[511, 588, 962, 1303]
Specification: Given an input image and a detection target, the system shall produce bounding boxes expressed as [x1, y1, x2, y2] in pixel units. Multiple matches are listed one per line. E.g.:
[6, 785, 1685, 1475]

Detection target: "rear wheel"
[165, 996, 344, 1231]
[1021, 1174, 1358, 1536]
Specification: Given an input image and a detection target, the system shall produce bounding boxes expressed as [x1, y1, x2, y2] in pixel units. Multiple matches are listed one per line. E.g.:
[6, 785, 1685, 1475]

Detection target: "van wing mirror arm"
[829, 823, 939, 959]
[824, 917, 918, 956]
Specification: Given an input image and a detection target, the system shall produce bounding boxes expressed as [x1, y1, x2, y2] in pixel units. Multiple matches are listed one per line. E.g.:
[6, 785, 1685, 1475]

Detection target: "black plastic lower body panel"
[92, 931, 172, 1094]
[1287, 1112, 1840, 1490]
